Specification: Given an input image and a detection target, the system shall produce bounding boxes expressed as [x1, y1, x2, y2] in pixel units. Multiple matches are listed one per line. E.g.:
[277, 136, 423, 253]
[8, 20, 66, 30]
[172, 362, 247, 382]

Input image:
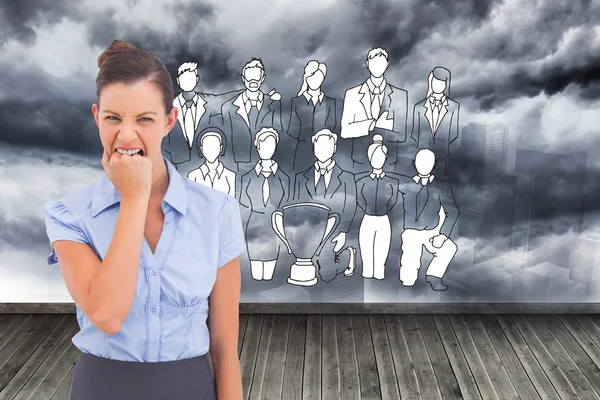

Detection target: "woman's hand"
[101, 148, 153, 201]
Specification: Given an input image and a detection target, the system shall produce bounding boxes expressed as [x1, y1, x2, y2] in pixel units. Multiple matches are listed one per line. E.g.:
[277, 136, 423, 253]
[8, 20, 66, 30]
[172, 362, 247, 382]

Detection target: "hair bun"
[97, 40, 138, 68]
[372, 134, 383, 143]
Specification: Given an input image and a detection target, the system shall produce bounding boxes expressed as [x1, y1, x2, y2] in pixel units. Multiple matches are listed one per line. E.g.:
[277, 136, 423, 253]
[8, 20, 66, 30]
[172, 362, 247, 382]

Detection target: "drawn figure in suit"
[340, 47, 408, 171]
[287, 60, 337, 171]
[187, 127, 236, 197]
[219, 58, 283, 180]
[397, 149, 459, 291]
[164, 61, 241, 175]
[353, 134, 399, 280]
[411, 66, 460, 177]
[293, 128, 357, 282]
[239, 127, 290, 281]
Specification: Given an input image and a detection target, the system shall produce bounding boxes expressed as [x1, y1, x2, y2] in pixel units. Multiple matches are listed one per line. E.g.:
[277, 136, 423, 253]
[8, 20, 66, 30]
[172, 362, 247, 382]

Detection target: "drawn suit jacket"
[292, 163, 357, 233]
[219, 91, 283, 165]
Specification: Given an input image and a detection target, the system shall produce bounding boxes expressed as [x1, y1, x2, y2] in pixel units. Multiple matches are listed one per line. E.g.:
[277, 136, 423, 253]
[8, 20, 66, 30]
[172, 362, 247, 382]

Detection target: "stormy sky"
[1, 0, 599, 302]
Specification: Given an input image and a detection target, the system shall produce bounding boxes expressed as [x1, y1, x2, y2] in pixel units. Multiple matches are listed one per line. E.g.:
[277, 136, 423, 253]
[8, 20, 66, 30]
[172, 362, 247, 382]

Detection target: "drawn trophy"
[271, 202, 340, 286]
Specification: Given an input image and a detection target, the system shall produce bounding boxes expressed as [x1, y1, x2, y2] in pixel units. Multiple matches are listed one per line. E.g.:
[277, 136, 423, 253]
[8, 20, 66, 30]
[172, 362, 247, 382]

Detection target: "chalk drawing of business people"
[397, 149, 459, 291]
[293, 128, 357, 283]
[239, 127, 290, 281]
[353, 134, 399, 280]
[218, 58, 283, 177]
[187, 127, 236, 197]
[411, 66, 460, 177]
[287, 60, 337, 172]
[164, 62, 241, 171]
[340, 47, 408, 170]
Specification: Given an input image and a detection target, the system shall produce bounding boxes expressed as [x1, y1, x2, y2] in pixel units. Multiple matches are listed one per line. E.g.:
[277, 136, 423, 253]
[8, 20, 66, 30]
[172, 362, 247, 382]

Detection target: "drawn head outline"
[254, 126, 279, 160]
[177, 61, 199, 92]
[426, 66, 451, 97]
[197, 126, 227, 161]
[312, 128, 337, 163]
[414, 148, 436, 176]
[367, 134, 387, 169]
[93, 39, 177, 166]
[242, 57, 265, 92]
[365, 47, 389, 78]
[298, 60, 327, 96]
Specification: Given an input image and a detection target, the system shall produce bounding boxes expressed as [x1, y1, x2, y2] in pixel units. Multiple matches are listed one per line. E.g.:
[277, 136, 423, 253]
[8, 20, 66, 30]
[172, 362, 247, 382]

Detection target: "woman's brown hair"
[96, 39, 174, 113]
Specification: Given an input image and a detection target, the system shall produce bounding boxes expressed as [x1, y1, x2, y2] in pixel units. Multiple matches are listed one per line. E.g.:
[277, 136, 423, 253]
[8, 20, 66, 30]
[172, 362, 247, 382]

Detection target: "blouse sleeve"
[43, 200, 90, 266]
[216, 194, 246, 268]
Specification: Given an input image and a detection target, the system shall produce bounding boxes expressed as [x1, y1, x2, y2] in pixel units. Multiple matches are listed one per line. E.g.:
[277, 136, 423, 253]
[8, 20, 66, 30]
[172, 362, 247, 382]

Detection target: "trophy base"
[288, 258, 318, 286]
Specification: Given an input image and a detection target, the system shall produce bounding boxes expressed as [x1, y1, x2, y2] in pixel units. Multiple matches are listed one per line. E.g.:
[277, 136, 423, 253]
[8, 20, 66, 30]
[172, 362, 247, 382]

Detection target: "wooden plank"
[368, 315, 401, 400]
[351, 315, 380, 399]
[494, 315, 560, 400]
[13, 319, 80, 400]
[239, 314, 263, 400]
[248, 314, 274, 400]
[509, 315, 579, 400]
[335, 315, 360, 400]
[432, 315, 482, 400]
[0, 315, 71, 399]
[384, 315, 420, 400]
[416, 315, 461, 399]
[576, 315, 600, 349]
[304, 314, 322, 400]
[559, 315, 600, 369]
[447, 315, 499, 400]
[477, 315, 542, 400]
[6, 303, 600, 314]
[321, 315, 339, 400]
[538, 316, 600, 398]
[462, 315, 519, 399]
[0, 314, 17, 335]
[0, 315, 46, 376]
[29, 342, 80, 399]
[49, 365, 74, 400]
[238, 314, 249, 357]
[282, 314, 306, 400]
[401, 315, 442, 400]
[261, 315, 290, 400]
[0, 315, 29, 354]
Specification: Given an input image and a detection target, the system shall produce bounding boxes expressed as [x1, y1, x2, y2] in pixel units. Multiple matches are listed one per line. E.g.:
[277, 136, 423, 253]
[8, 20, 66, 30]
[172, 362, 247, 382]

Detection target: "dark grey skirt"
[68, 351, 216, 400]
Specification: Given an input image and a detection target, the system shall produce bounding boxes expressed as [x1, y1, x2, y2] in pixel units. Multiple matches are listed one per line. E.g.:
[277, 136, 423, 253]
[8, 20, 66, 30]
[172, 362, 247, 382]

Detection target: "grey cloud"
[0, 0, 83, 46]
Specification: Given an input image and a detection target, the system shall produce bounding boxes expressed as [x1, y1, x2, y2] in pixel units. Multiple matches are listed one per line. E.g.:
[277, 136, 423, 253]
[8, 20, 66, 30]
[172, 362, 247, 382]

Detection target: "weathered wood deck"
[0, 313, 599, 399]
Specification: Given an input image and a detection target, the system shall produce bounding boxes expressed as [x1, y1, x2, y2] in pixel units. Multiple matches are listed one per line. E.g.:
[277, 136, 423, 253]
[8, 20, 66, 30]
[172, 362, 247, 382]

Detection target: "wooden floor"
[0, 314, 600, 399]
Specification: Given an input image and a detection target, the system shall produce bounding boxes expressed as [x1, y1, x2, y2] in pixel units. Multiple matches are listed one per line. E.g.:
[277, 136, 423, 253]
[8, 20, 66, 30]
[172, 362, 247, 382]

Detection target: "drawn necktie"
[415, 183, 429, 221]
[183, 105, 195, 148]
[316, 170, 326, 196]
[248, 105, 259, 129]
[371, 88, 381, 119]
[261, 172, 270, 206]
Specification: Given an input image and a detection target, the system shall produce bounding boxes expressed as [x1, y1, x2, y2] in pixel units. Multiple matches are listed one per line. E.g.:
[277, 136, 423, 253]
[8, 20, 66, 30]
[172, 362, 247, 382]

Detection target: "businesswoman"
[355, 134, 399, 280]
[43, 40, 245, 399]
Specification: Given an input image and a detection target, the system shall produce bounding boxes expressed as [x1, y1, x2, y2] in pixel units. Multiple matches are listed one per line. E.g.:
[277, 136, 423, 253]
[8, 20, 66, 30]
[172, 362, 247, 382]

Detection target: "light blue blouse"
[43, 156, 245, 362]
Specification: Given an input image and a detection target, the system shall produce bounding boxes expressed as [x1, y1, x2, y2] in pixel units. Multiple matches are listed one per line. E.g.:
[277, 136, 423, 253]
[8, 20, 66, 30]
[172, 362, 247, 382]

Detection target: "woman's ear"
[165, 107, 178, 133]
[92, 103, 100, 126]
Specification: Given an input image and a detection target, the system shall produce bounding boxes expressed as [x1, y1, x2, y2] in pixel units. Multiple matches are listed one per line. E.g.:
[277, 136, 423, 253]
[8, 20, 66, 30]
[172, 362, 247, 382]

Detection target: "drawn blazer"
[287, 94, 337, 171]
[219, 92, 283, 165]
[164, 90, 242, 165]
[239, 166, 290, 260]
[340, 81, 408, 165]
[292, 163, 357, 234]
[410, 96, 460, 174]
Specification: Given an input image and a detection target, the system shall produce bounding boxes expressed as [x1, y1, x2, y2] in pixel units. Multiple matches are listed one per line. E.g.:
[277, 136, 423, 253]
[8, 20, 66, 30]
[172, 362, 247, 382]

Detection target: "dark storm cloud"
[355, 0, 497, 61]
[0, 64, 100, 152]
[0, 0, 83, 46]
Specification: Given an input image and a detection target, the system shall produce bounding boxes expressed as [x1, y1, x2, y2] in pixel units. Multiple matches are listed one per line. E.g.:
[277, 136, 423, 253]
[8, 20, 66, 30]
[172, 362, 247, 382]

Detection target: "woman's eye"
[106, 116, 119, 121]
[140, 118, 153, 122]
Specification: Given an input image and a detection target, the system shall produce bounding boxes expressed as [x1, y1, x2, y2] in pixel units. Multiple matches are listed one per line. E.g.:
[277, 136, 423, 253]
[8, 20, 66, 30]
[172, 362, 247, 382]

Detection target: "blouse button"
[150, 305, 157, 312]
[150, 342, 157, 348]
[151, 268, 157, 275]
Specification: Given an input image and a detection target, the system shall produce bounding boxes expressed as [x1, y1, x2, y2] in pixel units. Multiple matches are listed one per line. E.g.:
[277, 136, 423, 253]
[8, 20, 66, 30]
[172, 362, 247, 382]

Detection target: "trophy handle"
[271, 210, 293, 254]
[315, 212, 340, 257]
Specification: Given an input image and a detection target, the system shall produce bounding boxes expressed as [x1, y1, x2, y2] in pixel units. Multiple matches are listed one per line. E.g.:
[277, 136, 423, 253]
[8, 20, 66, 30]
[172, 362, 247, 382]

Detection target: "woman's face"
[92, 80, 177, 165]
